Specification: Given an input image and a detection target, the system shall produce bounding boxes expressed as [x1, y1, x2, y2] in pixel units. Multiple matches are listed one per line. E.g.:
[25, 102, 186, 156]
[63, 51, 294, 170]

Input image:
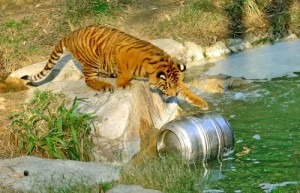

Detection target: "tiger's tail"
[177, 81, 209, 110]
[21, 38, 66, 82]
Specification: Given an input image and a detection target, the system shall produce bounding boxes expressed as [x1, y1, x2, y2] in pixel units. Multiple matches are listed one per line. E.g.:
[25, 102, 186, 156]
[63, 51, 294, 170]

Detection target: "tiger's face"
[148, 63, 186, 97]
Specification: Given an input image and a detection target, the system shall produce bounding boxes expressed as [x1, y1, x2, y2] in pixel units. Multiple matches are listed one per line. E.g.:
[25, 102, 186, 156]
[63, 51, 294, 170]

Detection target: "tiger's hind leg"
[83, 67, 115, 92]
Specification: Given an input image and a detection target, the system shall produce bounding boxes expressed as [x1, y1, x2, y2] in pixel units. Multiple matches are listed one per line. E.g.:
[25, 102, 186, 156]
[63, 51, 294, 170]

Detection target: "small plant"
[10, 90, 95, 161]
[121, 154, 205, 193]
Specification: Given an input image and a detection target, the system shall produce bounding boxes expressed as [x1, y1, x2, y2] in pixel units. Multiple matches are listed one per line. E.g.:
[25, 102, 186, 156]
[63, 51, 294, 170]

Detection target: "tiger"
[21, 25, 209, 110]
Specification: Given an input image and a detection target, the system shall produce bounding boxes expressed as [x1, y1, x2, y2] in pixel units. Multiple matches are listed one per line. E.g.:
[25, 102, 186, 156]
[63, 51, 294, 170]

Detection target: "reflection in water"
[259, 181, 298, 193]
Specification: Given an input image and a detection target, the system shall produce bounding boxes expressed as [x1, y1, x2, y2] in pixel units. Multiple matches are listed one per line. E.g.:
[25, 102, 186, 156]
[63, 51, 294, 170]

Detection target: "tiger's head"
[148, 61, 186, 98]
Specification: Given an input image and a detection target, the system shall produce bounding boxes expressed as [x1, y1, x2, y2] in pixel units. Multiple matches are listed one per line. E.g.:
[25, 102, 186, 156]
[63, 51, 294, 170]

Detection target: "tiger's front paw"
[193, 98, 209, 110]
[86, 80, 114, 92]
[102, 84, 115, 92]
[116, 78, 132, 89]
[117, 82, 132, 89]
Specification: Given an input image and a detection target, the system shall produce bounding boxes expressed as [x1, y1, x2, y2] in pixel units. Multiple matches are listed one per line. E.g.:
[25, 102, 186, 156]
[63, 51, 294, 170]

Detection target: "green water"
[185, 74, 300, 192]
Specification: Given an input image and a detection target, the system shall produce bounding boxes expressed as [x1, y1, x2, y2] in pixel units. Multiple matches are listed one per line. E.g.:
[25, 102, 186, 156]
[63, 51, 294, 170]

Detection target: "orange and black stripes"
[21, 39, 65, 81]
[20, 25, 209, 109]
[21, 25, 182, 84]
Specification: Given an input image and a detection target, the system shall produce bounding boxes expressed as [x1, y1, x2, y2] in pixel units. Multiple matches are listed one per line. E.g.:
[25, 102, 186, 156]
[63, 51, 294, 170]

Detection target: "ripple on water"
[259, 181, 299, 193]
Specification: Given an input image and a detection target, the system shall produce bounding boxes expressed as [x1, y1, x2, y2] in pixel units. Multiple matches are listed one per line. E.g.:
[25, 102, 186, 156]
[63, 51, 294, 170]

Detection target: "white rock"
[150, 39, 187, 61]
[107, 184, 162, 193]
[188, 75, 249, 93]
[284, 33, 297, 41]
[11, 57, 181, 163]
[184, 41, 205, 68]
[0, 156, 119, 193]
[10, 54, 82, 83]
[32, 79, 180, 163]
[227, 38, 243, 46]
[228, 38, 252, 53]
[184, 41, 205, 61]
[205, 41, 230, 59]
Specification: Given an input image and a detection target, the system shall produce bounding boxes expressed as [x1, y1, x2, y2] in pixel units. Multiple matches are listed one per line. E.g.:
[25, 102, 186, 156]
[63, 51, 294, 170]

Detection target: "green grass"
[10, 90, 95, 161]
[120, 154, 205, 193]
[269, 184, 300, 193]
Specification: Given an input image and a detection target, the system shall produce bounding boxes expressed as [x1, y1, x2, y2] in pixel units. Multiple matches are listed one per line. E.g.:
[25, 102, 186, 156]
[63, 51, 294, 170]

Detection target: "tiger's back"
[21, 25, 209, 110]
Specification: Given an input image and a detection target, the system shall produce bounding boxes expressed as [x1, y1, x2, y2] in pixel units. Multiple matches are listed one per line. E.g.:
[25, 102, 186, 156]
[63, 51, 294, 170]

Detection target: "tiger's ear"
[178, 64, 186, 72]
[157, 71, 166, 80]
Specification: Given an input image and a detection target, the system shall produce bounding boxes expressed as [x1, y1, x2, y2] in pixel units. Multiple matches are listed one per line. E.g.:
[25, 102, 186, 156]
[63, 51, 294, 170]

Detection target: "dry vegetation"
[0, 0, 299, 80]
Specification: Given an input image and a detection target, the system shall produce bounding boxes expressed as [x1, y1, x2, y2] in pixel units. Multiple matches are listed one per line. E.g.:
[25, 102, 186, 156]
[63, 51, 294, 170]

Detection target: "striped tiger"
[21, 25, 208, 110]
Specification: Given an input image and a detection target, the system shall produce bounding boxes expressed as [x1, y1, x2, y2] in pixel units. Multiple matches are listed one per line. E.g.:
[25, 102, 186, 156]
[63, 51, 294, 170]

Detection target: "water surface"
[195, 74, 300, 192]
[183, 40, 300, 192]
[205, 39, 300, 79]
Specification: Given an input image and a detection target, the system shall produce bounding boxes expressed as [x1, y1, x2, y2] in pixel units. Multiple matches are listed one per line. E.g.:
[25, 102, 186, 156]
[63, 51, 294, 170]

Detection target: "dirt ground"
[0, 0, 183, 38]
[0, 92, 27, 158]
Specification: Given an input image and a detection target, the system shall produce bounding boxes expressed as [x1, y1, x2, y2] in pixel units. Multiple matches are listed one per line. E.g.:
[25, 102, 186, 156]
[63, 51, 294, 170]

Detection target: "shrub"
[121, 154, 205, 193]
[10, 90, 95, 161]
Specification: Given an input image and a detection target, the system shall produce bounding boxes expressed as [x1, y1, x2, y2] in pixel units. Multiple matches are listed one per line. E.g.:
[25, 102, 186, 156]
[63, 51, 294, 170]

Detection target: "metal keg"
[156, 113, 234, 163]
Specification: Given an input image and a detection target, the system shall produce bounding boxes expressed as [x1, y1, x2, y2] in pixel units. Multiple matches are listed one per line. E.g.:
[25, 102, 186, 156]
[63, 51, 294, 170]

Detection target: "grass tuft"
[121, 154, 205, 193]
[10, 90, 95, 161]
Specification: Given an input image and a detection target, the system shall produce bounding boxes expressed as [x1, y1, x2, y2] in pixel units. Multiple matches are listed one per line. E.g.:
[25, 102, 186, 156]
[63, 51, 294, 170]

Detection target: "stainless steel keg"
[156, 113, 234, 163]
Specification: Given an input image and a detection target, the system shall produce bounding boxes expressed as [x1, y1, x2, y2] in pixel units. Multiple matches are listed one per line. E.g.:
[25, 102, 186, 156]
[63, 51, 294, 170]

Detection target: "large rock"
[0, 156, 119, 193]
[149, 39, 187, 62]
[184, 41, 206, 68]
[205, 41, 231, 60]
[9, 54, 181, 163]
[188, 75, 250, 93]
[9, 54, 82, 82]
[227, 38, 252, 53]
[149, 39, 232, 68]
